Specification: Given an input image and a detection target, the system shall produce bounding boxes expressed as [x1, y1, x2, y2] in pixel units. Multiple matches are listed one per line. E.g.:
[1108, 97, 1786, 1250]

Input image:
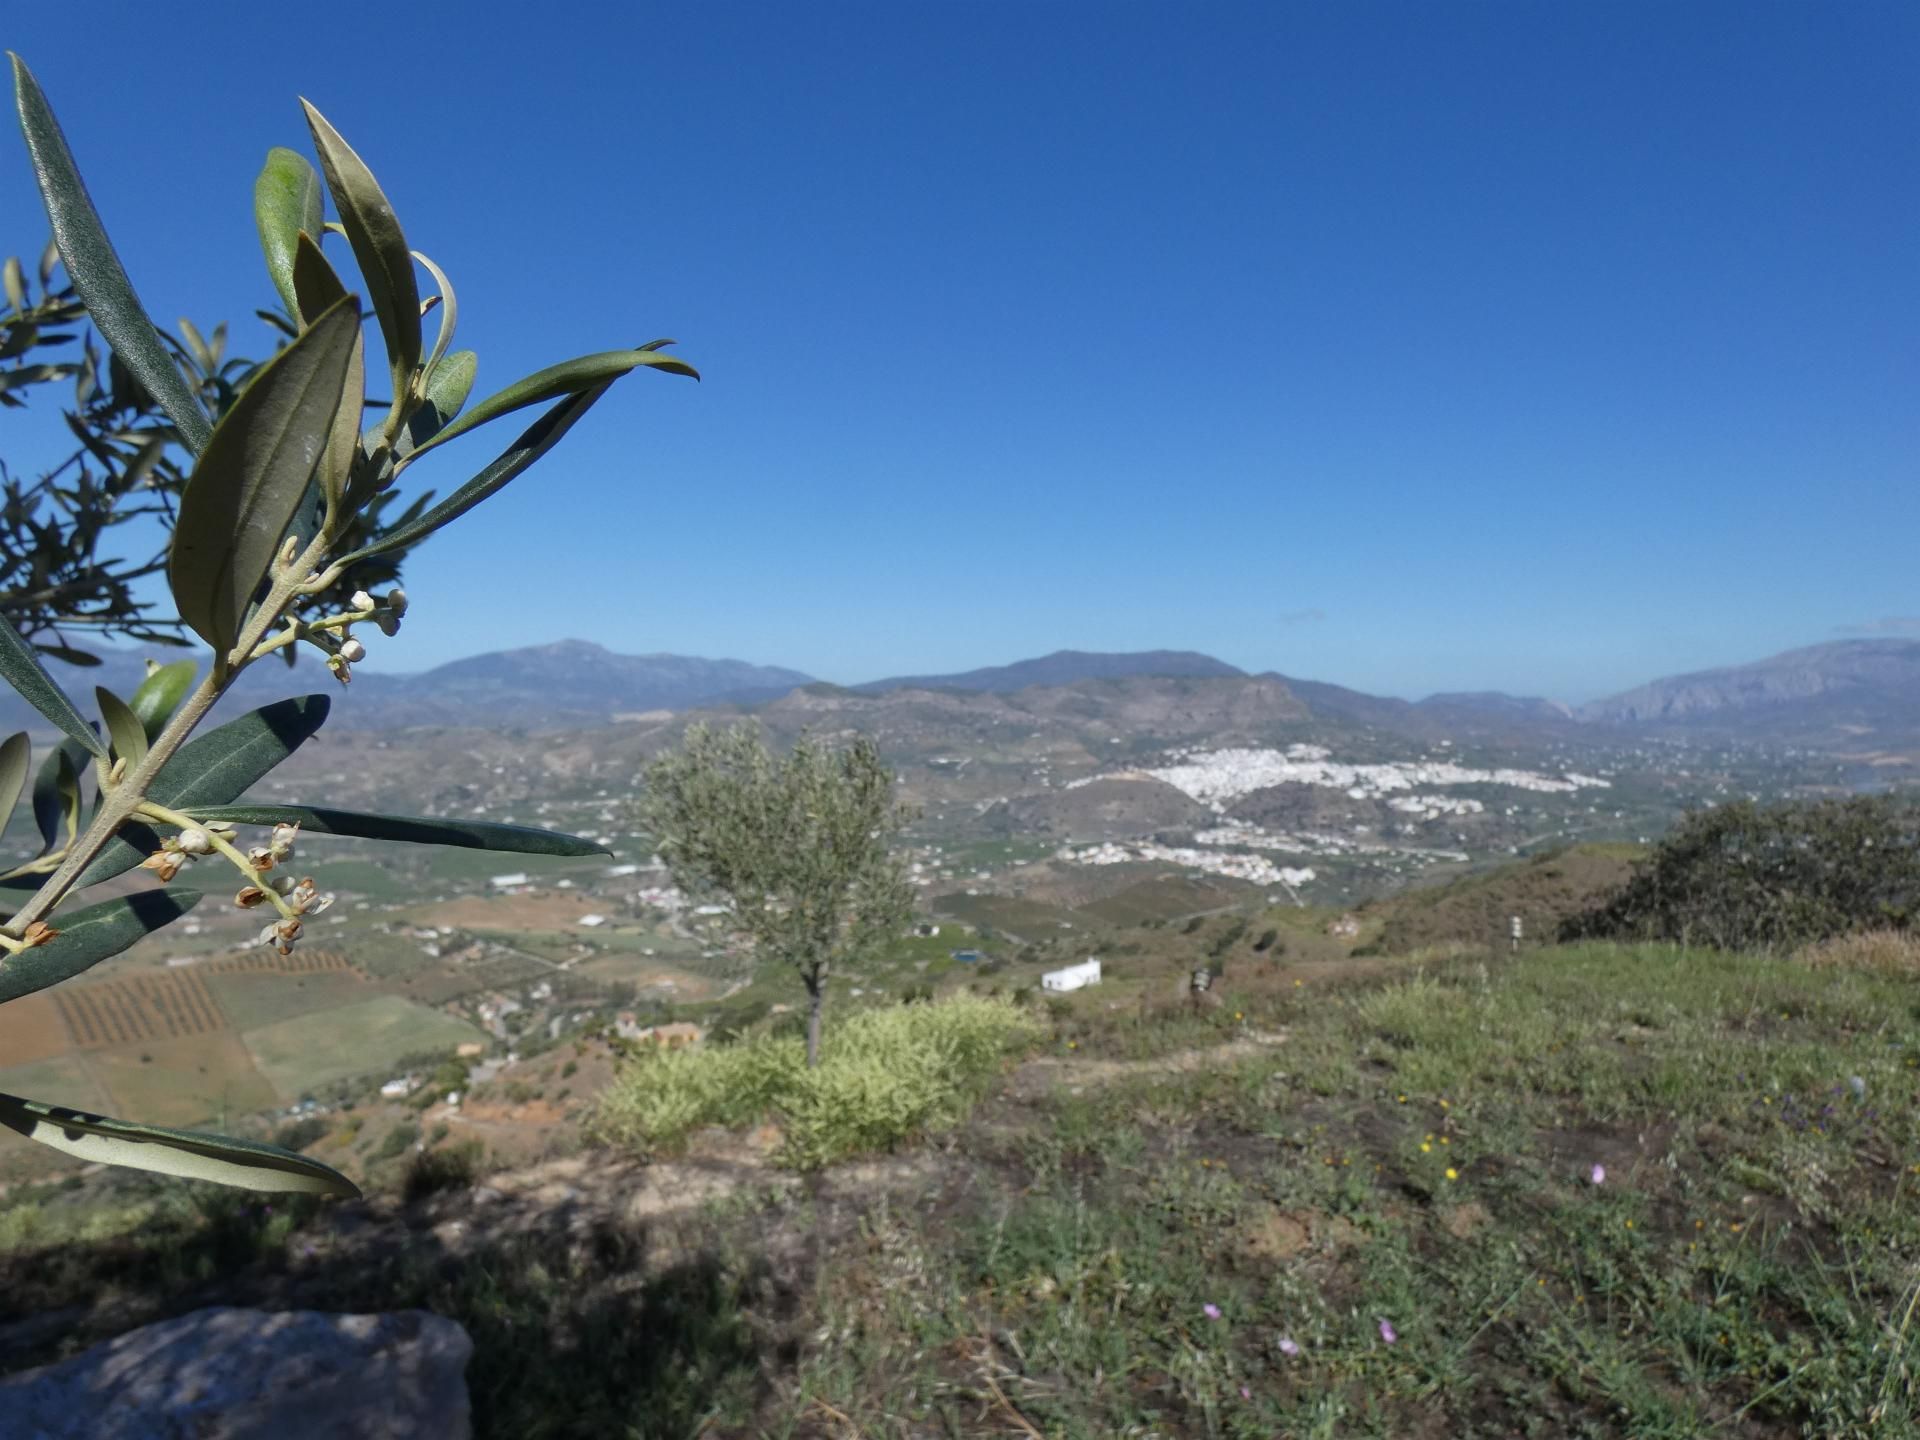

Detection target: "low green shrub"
[375, 1122, 420, 1160]
[592, 994, 1039, 1170]
[1566, 797, 1920, 950]
[403, 1140, 486, 1203]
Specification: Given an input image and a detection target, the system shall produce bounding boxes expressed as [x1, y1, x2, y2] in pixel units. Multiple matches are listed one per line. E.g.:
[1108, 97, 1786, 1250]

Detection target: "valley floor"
[2, 941, 1916, 1439]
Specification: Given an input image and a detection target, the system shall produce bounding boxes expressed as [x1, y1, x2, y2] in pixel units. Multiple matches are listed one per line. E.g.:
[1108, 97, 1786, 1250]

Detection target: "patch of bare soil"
[1006, 1030, 1287, 1100]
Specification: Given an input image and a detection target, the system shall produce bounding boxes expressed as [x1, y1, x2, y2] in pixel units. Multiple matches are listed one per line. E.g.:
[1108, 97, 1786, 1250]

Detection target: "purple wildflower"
[1203, 1303, 1222, 1321]
[1239, 1386, 1252, 1400]
[1379, 1319, 1398, 1345]
[1277, 1336, 1301, 1357]
[1590, 1164, 1606, 1186]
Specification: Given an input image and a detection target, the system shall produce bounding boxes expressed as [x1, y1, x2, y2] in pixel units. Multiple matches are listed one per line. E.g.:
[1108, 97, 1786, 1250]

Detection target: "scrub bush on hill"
[592, 994, 1039, 1169]
[1566, 796, 1920, 951]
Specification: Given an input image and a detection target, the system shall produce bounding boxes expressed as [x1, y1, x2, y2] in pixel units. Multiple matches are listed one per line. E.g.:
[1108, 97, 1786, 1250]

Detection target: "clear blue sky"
[5, 2, 1915, 702]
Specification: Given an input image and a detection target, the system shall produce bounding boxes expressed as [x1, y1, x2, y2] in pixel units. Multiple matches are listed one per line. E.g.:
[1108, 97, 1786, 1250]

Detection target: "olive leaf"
[189, 803, 608, 856]
[0, 888, 201, 1005]
[291, 229, 348, 328]
[399, 348, 477, 457]
[10, 54, 212, 453]
[0, 731, 29, 842]
[168, 297, 361, 652]
[0, 1090, 357, 1197]
[0, 612, 108, 758]
[401, 345, 698, 468]
[336, 381, 615, 565]
[253, 146, 325, 321]
[301, 99, 419, 395]
[73, 694, 329, 889]
[94, 686, 146, 770]
[30, 738, 87, 856]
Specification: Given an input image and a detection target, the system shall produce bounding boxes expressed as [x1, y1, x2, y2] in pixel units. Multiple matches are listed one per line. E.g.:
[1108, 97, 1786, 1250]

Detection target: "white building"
[1042, 958, 1102, 993]
[489, 873, 530, 890]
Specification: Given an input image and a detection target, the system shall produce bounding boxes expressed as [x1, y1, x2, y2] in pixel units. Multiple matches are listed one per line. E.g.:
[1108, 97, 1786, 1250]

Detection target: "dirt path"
[1007, 1029, 1288, 1098]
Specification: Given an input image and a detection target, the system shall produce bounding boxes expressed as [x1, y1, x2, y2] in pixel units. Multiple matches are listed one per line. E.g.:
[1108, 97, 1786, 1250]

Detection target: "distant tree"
[637, 723, 914, 1065]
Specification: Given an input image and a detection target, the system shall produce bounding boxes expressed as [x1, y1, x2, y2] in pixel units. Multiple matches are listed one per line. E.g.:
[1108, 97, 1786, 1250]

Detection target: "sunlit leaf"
[0, 1089, 357, 1197]
[128, 660, 197, 740]
[412, 248, 456, 384]
[2, 256, 23, 312]
[94, 686, 146, 771]
[10, 55, 212, 453]
[399, 348, 476, 456]
[301, 100, 419, 395]
[0, 612, 107, 758]
[253, 146, 325, 322]
[189, 803, 609, 856]
[0, 732, 29, 843]
[335, 382, 615, 565]
[73, 695, 329, 888]
[177, 317, 213, 376]
[0, 889, 200, 1004]
[168, 297, 360, 651]
[402, 346, 698, 467]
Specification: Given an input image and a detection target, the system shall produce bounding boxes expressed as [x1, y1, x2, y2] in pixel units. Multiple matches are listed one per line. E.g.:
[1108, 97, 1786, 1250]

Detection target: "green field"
[929, 891, 1078, 938]
[1072, 872, 1258, 926]
[87, 1033, 278, 1127]
[243, 996, 485, 1097]
[204, 969, 376, 1031]
[0, 1055, 109, 1117]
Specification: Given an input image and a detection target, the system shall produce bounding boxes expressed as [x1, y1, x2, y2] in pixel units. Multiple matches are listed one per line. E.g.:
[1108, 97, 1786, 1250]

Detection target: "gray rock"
[0, 1307, 472, 1439]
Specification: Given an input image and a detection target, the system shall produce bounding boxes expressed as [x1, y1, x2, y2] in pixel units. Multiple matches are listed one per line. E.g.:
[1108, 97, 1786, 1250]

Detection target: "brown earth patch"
[0, 994, 69, 1067]
[1442, 1201, 1493, 1240]
[411, 891, 624, 935]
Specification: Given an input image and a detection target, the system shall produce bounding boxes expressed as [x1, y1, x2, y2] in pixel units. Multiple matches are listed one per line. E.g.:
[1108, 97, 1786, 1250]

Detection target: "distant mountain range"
[854, 649, 1244, 694]
[6, 637, 1915, 754]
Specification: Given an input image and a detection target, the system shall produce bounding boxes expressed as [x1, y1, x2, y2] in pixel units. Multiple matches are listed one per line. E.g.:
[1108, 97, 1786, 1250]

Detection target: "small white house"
[577, 914, 608, 928]
[489, 872, 530, 890]
[1042, 958, 1102, 993]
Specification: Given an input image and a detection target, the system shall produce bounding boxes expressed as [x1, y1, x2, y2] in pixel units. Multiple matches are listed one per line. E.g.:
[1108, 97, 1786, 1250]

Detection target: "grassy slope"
[1360, 841, 1643, 955]
[3, 939, 1915, 1437]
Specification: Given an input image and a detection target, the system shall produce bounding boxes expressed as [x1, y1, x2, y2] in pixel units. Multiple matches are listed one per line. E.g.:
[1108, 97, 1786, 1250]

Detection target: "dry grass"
[1796, 927, 1920, 975]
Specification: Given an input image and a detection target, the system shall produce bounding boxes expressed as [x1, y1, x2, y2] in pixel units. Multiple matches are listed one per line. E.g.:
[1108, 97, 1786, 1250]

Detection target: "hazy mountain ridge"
[1580, 640, 1920, 744]
[854, 649, 1244, 694]
[7, 638, 1916, 756]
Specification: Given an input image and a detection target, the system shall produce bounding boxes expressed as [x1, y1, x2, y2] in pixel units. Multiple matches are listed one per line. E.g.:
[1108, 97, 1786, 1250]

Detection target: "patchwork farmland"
[0, 946, 486, 1179]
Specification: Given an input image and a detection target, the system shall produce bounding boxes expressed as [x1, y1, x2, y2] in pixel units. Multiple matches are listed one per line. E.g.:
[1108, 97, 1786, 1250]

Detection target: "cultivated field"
[243, 995, 485, 1097]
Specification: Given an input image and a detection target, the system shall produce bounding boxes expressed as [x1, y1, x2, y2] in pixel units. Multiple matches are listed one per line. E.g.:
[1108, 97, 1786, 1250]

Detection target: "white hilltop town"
[1048, 745, 1614, 892]
[1088, 743, 1612, 809]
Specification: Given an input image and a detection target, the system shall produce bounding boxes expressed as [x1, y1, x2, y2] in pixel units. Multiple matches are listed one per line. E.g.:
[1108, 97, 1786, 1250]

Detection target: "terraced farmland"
[52, 972, 225, 1049]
